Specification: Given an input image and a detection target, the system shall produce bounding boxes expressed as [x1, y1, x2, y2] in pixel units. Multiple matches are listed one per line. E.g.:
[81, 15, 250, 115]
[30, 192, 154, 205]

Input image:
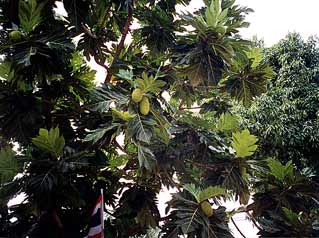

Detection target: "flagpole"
[100, 188, 104, 231]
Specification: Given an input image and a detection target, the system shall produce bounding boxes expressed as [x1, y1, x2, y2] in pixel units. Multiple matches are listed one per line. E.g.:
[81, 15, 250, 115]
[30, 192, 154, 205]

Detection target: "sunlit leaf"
[135, 72, 166, 94]
[216, 112, 239, 132]
[231, 129, 258, 158]
[198, 186, 225, 203]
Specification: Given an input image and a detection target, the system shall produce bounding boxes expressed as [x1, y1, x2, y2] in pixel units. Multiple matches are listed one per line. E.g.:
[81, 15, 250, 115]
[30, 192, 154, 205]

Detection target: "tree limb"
[245, 210, 262, 231]
[104, 0, 134, 83]
[231, 217, 247, 238]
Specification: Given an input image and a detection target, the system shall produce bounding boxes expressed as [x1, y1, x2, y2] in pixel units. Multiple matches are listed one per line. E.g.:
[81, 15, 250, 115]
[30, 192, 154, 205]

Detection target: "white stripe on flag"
[88, 225, 103, 236]
[92, 201, 102, 215]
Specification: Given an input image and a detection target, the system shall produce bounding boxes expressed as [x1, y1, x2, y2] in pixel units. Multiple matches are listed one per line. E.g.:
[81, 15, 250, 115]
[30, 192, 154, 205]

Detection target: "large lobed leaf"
[135, 72, 166, 94]
[231, 129, 258, 158]
[32, 127, 65, 159]
[216, 112, 239, 132]
[267, 159, 294, 182]
[19, 0, 45, 33]
[219, 48, 274, 106]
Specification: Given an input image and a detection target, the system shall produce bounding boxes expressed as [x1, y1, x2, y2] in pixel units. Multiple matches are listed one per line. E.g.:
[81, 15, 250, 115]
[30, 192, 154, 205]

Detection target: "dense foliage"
[0, 0, 318, 238]
[241, 33, 319, 175]
[240, 33, 319, 236]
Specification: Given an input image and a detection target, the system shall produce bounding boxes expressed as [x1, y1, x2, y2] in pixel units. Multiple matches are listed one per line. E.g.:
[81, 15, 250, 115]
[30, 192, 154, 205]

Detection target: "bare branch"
[231, 217, 247, 238]
[104, 0, 134, 83]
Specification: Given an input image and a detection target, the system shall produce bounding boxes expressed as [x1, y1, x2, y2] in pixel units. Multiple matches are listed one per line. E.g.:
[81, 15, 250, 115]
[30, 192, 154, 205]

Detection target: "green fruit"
[9, 30, 22, 42]
[139, 96, 150, 115]
[200, 201, 213, 217]
[112, 108, 136, 121]
[132, 88, 143, 103]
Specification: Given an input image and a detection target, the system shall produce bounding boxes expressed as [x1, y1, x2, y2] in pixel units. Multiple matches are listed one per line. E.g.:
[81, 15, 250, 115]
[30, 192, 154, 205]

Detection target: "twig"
[104, 0, 134, 83]
[81, 23, 97, 39]
[231, 217, 247, 238]
[245, 210, 262, 231]
[95, 57, 109, 71]
[178, 99, 185, 110]
[185, 159, 218, 171]
[180, 106, 204, 111]
[113, 140, 127, 154]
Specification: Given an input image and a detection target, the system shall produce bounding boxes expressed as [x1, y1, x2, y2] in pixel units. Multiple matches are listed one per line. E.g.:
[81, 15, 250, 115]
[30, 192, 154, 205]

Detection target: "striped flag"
[86, 190, 104, 238]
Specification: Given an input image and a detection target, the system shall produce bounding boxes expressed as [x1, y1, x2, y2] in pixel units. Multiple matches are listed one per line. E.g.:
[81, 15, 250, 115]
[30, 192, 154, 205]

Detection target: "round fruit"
[200, 201, 213, 217]
[132, 88, 143, 103]
[139, 96, 150, 116]
[9, 30, 22, 42]
[112, 108, 136, 121]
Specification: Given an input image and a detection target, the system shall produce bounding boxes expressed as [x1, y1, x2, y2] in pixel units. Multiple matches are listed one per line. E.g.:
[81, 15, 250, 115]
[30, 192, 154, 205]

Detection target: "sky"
[183, 0, 319, 46]
[237, 0, 319, 46]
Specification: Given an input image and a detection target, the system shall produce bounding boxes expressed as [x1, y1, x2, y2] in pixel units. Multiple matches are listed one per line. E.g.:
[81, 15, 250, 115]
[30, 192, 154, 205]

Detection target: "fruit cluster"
[132, 88, 150, 116]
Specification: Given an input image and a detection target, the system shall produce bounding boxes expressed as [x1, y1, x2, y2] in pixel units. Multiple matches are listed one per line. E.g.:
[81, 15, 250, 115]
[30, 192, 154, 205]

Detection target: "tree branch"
[104, 0, 134, 83]
[179, 106, 204, 111]
[245, 210, 262, 231]
[185, 159, 218, 171]
[231, 217, 247, 238]
[81, 23, 97, 39]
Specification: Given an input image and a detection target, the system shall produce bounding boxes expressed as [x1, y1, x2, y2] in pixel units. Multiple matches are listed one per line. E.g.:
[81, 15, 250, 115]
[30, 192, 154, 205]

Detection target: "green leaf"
[283, 207, 301, 225]
[219, 59, 274, 107]
[183, 184, 201, 202]
[112, 108, 136, 121]
[246, 48, 263, 68]
[32, 127, 65, 159]
[116, 69, 134, 83]
[137, 144, 156, 171]
[108, 154, 129, 170]
[83, 124, 120, 144]
[70, 52, 85, 72]
[216, 112, 239, 132]
[0, 147, 19, 184]
[135, 72, 166, 94]
[205, 2, 217, 27]
[19, 0, 45, 33]
[231, 129, 258, 158]
[184, 184, 225, 203]
[128, 116, 154, 144]
[198, 186, 226, 203]
[0, 60, 14, 81]
[150, 109, 170, 144]
[89, 85, 129, 112]
[267, 159, 294, 182]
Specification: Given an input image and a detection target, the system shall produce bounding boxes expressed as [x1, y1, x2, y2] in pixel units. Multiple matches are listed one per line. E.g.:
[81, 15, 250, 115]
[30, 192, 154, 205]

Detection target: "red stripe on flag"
[88, 233, 103, 238]
[95, 195, 102, 206]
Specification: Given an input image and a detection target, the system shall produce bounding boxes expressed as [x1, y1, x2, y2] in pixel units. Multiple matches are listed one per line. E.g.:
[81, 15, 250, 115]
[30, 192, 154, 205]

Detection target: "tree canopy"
[241, 33, 319, 175]
[0, 0, 318, 237]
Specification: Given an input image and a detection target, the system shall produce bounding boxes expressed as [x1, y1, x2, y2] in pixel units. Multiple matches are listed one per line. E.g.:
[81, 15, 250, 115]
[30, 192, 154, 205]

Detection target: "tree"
[0, 0, 303, 237]
[241, 33, 319, 175]
[239, 33, 319, 237]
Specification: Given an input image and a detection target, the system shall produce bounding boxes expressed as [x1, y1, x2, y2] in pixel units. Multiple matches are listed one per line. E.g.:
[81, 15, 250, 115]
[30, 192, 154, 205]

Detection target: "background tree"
[241, 33, 319, 175]
[239, 33, 319, 237]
